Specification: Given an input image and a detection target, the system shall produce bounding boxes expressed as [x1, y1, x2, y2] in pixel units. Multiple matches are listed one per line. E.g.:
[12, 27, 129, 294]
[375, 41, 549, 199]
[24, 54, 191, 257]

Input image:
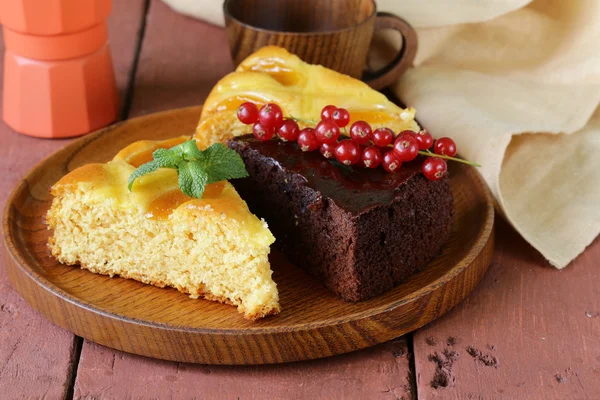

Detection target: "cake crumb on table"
[425, 336, 438, 346]
[428, 349, 459, 389]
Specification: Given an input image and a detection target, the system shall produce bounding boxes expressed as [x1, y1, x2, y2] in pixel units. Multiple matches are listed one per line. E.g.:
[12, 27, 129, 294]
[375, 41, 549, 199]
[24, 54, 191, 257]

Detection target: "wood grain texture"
[0, 0, 147, 397]
[224, 0, 417, 90]
[75, 339, 413, 399]
[3, 104, 493, 364]
[128, 0, 233, 117]
[413, 220, 600, 399]
[72, 9, 413, 397]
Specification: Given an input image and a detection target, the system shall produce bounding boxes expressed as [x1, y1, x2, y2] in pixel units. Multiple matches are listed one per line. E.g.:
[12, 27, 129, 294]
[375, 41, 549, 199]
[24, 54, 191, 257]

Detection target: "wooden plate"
[3, 106, 494, 365]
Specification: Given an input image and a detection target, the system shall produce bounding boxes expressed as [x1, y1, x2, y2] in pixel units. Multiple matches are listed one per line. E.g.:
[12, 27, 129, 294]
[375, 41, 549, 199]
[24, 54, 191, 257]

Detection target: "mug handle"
[363, 13, 418, 90]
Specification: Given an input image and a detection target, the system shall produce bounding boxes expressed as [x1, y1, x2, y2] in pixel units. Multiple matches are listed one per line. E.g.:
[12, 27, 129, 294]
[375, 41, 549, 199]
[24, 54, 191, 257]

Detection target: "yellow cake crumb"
[46, 137, 280, 320]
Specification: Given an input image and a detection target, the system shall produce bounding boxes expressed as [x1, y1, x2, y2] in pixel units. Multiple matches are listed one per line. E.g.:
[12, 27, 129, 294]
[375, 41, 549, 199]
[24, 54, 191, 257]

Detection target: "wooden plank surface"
[72, 2, 414, 398]
[128, 0, 234, 117]
[75, 339, 413, 400]
[3, 0, 599, 398]
[414, 219, 600, 400]
[0, 0, 146, 398]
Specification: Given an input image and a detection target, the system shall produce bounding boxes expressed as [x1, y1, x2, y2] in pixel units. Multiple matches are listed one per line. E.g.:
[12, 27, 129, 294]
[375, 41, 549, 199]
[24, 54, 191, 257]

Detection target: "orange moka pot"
[1, 0, 119, 138]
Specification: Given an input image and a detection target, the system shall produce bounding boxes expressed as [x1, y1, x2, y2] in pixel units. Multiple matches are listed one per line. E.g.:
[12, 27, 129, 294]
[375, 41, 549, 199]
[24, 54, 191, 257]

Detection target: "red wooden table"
[1, 2, 599, 399]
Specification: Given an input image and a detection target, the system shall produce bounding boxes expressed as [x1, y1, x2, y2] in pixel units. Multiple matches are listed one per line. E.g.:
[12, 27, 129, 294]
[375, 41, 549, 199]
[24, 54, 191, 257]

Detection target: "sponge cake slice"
[46, 137, 280, 319]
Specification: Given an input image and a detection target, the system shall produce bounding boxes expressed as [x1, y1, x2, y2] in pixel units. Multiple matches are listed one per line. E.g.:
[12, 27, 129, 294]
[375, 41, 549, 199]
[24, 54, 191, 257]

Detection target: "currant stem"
[289, 114, 481, 167]
[419, 151, 481, 167]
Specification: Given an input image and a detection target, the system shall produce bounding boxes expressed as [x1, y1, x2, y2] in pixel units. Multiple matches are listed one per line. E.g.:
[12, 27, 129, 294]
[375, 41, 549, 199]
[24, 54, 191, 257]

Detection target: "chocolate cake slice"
[229, 135, 453, 301]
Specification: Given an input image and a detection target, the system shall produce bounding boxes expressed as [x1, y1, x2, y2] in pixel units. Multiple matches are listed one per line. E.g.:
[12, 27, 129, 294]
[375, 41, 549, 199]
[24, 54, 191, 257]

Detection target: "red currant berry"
[320, 105, 337, 121]
[349, 121, 373, 145]
[433, 137, 457, 157]
[252, 122, 275, 141]
[258, 103, 284, 129]
[393, 133, 419, 162]
[315, 120, 341, 144]
[335, 140, 361, 165]
[399, 129, 417, 138]
[421, 158, 448, 181]
[319, 142, 336, 159]
[297, 128, 319, 151]
[372, 128, 394, 147]
[237, 102, 259, 124]
[277, 119, 300, 142]
[382, 150, 402, 172]
[414, 129, 434, 150]
[362, 146, 382, 169]
[332, 108, 350, 127]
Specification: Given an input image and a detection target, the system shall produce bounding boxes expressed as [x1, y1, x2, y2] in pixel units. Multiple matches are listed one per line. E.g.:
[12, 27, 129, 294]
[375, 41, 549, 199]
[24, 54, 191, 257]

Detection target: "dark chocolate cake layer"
[229, 135, 453, 301]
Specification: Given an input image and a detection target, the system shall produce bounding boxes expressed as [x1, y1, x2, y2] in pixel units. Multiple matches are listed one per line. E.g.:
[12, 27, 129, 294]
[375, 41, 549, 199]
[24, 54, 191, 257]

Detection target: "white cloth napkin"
[161, 0, 600, 268]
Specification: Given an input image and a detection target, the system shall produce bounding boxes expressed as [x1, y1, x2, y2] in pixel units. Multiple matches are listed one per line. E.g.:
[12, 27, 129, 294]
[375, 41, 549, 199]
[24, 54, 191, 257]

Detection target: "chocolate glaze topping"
[231, 135, 422, 214]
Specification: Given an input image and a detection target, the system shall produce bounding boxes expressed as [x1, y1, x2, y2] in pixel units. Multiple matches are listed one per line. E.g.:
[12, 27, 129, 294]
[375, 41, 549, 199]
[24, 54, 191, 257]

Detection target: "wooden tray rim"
[3, 105, 495, 336]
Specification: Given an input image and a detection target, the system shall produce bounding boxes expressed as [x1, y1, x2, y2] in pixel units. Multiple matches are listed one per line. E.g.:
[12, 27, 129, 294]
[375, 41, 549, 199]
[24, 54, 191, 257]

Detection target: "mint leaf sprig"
[128, 140, 248, 198]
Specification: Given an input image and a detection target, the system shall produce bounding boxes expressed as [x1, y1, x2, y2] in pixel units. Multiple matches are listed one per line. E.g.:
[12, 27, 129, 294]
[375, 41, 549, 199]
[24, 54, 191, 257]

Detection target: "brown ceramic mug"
[223, 0, 417, 90]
